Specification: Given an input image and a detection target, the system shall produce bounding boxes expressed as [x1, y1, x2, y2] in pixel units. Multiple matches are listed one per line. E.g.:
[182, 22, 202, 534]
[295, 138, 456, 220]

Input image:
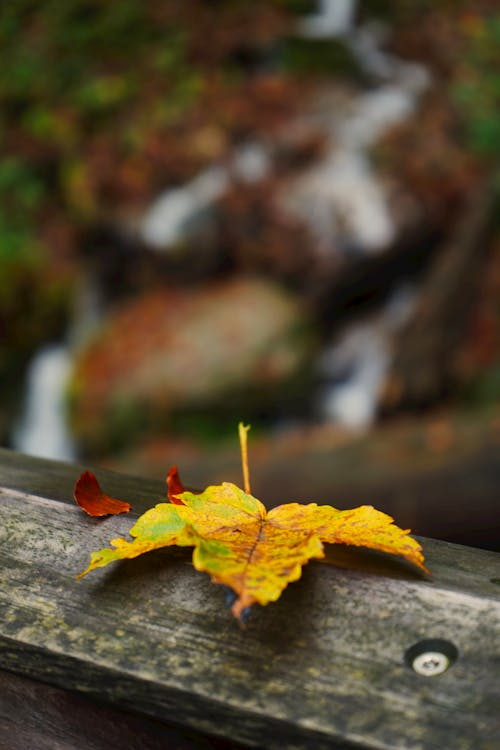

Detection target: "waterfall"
[300, 0, 356, 38]
[316, 286, 417, 429]
[140, 166, 230, 250]
[10, 0, 429, 451]
[282, 1, 429, 258]
[139, 144, 271, 252]
[12, 344, 77, 461]
[288, 0, 429, 429]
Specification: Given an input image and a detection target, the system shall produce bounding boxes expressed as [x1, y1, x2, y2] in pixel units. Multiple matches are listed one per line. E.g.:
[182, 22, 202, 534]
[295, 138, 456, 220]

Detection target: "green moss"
[361, 0, 466, 23]
[459, 364, 500, 407]
[279, 37, 364, 80]
[453, 14, 500, 160]
[0, 247, 72, 375]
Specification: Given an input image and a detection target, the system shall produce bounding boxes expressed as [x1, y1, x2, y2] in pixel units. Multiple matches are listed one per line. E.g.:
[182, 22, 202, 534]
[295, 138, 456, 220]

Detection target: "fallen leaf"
[166, 465, 188, 505]
[78, 424, 429, 622]
[74, 471, 132, 517]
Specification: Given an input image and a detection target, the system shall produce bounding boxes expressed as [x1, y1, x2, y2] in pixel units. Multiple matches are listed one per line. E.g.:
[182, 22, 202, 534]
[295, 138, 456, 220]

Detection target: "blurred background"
[1, 0, 499, 549]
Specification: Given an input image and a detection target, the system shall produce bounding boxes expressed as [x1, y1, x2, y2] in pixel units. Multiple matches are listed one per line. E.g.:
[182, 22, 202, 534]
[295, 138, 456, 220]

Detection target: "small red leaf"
[166, 465, 187, 505]
[74, 471, 132, 516]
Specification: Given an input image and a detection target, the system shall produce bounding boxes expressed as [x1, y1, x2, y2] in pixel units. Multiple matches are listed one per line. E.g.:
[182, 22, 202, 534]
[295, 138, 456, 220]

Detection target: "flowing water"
[315, 285, 417, 428]
[12, 0, 429, 457]
[299, 0, 356, 38]
[291, 0, 428, 427]
[12, 344, 77, 461]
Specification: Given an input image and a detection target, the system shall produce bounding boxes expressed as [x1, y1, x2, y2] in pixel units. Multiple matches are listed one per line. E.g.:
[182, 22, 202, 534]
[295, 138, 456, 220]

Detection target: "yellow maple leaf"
[78, 423, 428, 622]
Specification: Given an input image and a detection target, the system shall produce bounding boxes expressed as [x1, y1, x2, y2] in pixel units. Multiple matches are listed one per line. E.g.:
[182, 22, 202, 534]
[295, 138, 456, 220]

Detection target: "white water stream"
[13, 344, 77, 461]
[299, 0, 356, 38]
[316, 285, 417, 429]
[282, 2, 429, 256]
[295, 0, 428, 428]
[140, 1, 428, 261]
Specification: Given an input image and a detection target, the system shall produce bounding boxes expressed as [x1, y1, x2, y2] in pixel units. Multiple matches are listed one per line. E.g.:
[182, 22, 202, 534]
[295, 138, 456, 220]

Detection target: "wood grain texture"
[0, 452, 499, 749]
[0, 669, 232, 750]
[0, 447, 164, 513]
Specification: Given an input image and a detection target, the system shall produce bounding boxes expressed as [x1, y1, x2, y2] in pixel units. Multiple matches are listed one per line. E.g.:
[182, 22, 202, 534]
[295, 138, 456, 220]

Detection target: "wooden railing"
[0, 448, 498, 749]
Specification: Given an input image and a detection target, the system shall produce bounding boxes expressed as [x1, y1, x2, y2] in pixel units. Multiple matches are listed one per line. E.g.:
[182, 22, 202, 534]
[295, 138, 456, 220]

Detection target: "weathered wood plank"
[0, 669, 235, 750]
[0, 447, 164, 513]
[2, 436, 499, 552]
[0, 453, 499, 749]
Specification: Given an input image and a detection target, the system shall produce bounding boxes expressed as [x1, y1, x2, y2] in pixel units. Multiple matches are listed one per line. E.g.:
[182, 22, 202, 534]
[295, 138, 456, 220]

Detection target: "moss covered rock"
[68, 276, 314, 452]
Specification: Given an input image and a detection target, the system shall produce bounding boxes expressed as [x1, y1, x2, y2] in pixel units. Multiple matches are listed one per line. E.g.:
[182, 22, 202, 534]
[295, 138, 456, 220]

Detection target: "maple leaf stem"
[238, 422, 251, 495]
[78, 421, 429, 623]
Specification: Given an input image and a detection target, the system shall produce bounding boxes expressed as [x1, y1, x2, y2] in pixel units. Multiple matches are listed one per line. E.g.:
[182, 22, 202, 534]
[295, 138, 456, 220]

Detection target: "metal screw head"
[405, 638, 458, 677]
[411, 651, 450, 676]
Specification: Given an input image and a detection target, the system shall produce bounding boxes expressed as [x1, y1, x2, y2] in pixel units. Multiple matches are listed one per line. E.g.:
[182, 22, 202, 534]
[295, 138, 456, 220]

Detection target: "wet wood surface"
[0, 449, 499, 749]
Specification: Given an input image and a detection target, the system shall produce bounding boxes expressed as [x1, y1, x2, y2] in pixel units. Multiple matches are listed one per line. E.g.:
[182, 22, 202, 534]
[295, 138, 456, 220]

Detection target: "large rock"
[68, 276, 313, 452]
